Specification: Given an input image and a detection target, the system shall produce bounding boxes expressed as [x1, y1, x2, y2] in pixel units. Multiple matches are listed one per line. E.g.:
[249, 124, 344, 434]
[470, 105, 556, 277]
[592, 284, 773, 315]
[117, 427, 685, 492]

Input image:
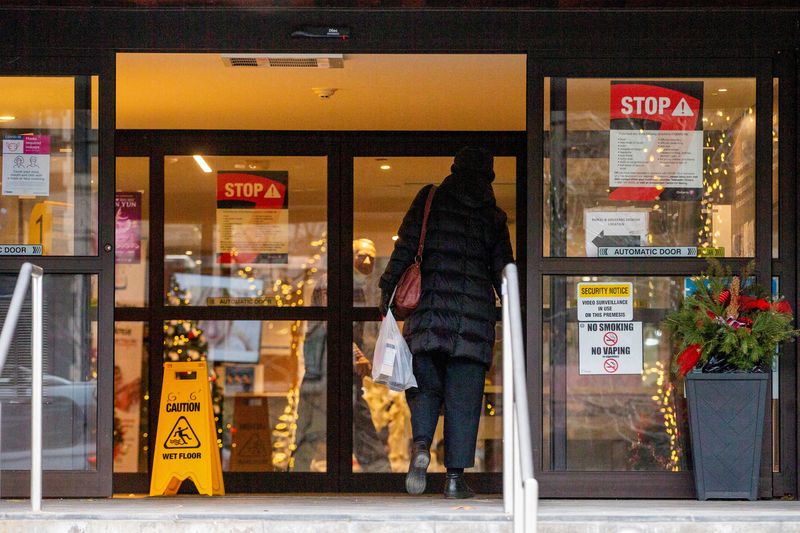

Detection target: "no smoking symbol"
[604, 359, 619, 373]
[603, 331, 618, 346]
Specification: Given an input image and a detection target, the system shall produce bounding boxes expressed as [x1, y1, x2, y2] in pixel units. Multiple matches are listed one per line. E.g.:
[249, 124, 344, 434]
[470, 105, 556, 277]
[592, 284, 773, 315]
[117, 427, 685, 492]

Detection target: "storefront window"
[545, 77, 756, 258]
[164, 155, 327, 307]
[0, 76, 99, 256]
[115, 157, 149, 307]
[543, 275, 691, 472]
[162, 319, 319, 472]
[0, 274, 98, 471]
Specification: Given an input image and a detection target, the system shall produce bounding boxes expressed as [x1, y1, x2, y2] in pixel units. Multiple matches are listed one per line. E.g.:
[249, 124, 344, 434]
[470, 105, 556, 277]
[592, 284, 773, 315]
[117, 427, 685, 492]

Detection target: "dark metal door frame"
[530, 55, 796, 498]
[114, 129, 525, 494]
[0, 53, 116, 497]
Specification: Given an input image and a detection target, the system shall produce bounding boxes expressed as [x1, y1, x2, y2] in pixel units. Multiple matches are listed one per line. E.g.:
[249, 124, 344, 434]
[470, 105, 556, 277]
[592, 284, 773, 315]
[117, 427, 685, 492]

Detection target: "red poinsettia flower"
[776, 300, 793, 315]
[739, 295, 771, 312]
[677, 344, 702, 376]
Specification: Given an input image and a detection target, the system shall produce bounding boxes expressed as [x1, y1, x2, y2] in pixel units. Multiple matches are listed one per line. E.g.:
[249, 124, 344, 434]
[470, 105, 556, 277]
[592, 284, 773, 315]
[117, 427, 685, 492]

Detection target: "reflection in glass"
[543, 275, 690, 472]
[113, 321, 149, 473]
[545, 78, 756, 257]
[164, 156, 327, 307]
[162, 319, 319, 472]
[115, 157, 150, 307]
[0, 76, 99, 256]
[0, 275, 98, 470]
[353, 321, 504, 473]
[353, 156, 517, 306]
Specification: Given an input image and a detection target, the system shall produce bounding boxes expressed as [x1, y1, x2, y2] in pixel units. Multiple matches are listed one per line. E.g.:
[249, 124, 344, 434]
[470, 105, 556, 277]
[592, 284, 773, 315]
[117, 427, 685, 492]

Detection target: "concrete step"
[1, 495, 800, 532]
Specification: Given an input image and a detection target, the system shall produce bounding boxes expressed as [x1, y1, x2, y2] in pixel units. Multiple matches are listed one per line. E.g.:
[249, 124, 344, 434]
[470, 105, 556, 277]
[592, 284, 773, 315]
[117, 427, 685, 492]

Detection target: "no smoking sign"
[578, 322, 643, 375]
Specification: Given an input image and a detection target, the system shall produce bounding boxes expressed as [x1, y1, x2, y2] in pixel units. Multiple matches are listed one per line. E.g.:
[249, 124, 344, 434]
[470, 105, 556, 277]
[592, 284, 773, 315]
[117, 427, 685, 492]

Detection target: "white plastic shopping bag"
[372, 308, 417, 391]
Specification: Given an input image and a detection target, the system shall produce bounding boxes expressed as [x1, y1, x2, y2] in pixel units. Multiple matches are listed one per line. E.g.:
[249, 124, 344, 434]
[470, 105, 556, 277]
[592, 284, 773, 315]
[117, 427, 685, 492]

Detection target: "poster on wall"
[609, 81, 704, 201]
[114, 322, 144, 473]
[115, 192, 142, 264]
[2, 135, 51, 196]
[216, 171, 289, 264]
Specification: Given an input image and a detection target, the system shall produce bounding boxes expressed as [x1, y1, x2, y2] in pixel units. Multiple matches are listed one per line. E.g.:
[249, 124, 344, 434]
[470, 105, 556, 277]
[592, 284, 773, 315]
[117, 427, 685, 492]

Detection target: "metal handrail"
[0, 262, 44, 512]
[501, 263, 538, 533]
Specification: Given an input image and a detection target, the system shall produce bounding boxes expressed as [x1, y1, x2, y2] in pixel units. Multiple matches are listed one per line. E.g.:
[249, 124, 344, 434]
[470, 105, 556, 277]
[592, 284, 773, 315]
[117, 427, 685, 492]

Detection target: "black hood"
[438, 172, 497, 208]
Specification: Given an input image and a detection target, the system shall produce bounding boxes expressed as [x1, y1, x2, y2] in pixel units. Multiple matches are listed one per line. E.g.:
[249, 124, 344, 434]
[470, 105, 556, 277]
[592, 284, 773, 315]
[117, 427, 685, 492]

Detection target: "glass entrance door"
[0, 57, 115, 497]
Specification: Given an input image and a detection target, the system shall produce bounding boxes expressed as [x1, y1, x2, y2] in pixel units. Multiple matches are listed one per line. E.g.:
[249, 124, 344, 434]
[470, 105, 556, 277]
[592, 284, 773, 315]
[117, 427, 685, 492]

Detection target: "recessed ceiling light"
[392, 235, 399, 241]
[0, 116, 15, 122]
[193, 155, 212, 173]
[380, 164, 391, 170]
[718, 88, 728, 93]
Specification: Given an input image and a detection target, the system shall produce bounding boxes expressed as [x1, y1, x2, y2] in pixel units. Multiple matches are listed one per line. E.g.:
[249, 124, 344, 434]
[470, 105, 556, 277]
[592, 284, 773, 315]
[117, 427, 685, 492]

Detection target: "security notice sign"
[579, 322, 643, 375]
[609, 81, 704, 201]
[216, 171, 289, 264]
[577, 282, 632, 321]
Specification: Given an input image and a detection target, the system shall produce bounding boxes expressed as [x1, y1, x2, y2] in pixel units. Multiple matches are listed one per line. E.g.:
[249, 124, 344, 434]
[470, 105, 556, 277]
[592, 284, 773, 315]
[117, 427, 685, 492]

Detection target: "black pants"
[405, 351, 487, 469]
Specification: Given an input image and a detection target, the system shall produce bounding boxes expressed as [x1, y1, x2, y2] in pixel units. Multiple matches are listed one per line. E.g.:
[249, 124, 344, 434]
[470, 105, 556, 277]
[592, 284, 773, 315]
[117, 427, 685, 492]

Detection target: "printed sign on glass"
[115, 192, 142, 264]
[584, 208, 648, 257]
[609, 81, 704, 201]
[216, 171, 289, 264]
[2, 135, 51, 196]
[578, 321, 643, 375]
[577, 282, 633, 321]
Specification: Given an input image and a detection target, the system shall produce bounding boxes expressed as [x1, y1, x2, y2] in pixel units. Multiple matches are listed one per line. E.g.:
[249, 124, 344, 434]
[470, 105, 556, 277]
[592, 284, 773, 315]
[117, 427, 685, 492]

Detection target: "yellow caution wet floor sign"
[150, 361, 224, 496]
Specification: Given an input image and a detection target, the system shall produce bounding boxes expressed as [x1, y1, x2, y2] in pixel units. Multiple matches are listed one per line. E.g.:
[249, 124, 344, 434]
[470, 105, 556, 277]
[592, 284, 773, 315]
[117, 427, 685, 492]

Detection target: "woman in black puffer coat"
[379, 147, 514, 499]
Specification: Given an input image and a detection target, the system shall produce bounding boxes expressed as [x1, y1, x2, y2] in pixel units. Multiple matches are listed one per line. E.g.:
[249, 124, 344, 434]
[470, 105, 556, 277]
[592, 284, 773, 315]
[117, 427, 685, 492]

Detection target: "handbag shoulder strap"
[416, 185, 437, 261]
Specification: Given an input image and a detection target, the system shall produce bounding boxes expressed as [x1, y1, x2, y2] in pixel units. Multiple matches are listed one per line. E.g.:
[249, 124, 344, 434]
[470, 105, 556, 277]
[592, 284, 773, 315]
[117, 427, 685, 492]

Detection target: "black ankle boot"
[405, 441, 430, 495]
[443, 472, 474, 499]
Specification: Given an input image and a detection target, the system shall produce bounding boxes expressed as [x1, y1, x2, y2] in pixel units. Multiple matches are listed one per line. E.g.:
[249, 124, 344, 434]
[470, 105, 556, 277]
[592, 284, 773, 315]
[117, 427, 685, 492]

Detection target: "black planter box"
[685, 372, 768, 500]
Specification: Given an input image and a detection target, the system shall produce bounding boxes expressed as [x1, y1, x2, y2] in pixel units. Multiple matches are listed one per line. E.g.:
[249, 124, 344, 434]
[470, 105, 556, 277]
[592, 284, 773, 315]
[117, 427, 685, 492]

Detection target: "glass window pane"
[352, 320, 503, 473]
[545, 78, 756, 258]
[115, 157, 149, 307]
[0, 76, 98, 256]
[162, 319, 318, 472]
[0, 274, 98, 471]
[164, 155, 327, 307]
[543, 275, 690, 472]
[353, 155, 517, 306]
[114, 321, 149, 473]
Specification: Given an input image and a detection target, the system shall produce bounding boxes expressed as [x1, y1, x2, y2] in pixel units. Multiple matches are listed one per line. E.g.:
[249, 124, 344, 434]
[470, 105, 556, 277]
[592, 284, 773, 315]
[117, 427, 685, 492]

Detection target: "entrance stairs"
[1, 495, 799, 532]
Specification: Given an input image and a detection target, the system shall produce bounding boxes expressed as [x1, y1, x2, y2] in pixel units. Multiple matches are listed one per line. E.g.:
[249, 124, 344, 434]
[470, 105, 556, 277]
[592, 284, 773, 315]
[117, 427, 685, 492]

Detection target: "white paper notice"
[577, 282, 633, 321]
[578, 321, 643, 375]
[584, 209, 649, 257]
[610, 130, 703, 189]
[2, 135, 51, 196]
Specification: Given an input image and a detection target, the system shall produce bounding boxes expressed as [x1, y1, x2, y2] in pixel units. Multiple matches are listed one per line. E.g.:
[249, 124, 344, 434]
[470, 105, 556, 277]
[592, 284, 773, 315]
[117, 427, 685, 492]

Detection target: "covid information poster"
[2, 135, 51, 196]
[216, 171, 289, 264]
[609, 81, 704, 201]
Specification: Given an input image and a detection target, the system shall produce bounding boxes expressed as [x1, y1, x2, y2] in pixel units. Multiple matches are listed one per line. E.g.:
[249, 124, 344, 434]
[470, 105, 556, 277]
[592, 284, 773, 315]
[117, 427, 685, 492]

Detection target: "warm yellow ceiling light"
[718, 88, 728, 92]
[380, 164, 391, 170]
[193, 154, 212, 173]
[0, 116, 15, 121]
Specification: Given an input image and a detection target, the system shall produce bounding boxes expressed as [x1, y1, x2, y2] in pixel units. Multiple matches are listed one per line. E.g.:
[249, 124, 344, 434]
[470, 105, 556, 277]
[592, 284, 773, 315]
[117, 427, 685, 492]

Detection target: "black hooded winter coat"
[379, 169, 514, 368]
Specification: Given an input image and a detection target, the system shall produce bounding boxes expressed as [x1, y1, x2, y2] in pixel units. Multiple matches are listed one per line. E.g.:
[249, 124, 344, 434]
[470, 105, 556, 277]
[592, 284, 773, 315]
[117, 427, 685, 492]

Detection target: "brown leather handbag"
[392, 185, 437, 320]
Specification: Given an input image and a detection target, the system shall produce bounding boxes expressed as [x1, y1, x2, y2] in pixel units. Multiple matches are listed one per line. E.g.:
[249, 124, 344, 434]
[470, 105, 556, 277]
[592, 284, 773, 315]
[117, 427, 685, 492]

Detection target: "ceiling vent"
[221, 54, 344, 68]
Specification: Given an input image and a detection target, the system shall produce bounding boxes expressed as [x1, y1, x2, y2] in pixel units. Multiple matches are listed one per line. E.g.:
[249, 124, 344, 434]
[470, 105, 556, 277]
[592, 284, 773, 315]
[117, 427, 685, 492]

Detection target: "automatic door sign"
[579, 321, 643, 375]
[150, 361, 224, 496]
[609, 81, 704, 202]
[577, 282, 633, 321]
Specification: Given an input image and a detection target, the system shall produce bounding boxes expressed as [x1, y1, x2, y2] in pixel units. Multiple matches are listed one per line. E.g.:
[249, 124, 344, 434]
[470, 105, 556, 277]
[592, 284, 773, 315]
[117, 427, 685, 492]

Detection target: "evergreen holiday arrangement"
[664, 259, 799, 375]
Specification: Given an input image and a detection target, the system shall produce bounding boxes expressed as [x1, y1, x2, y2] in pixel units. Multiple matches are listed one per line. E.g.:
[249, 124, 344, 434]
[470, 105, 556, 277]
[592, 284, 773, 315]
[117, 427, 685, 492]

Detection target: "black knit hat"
[451, 147, 495, 182]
